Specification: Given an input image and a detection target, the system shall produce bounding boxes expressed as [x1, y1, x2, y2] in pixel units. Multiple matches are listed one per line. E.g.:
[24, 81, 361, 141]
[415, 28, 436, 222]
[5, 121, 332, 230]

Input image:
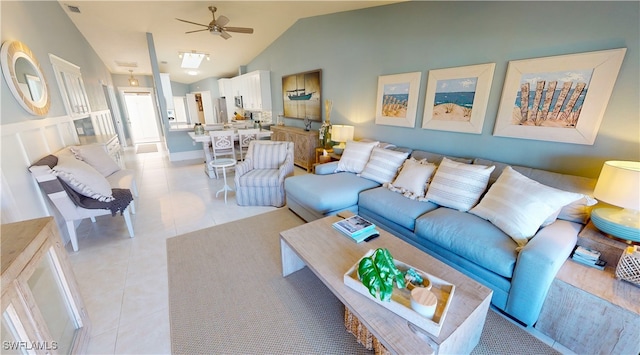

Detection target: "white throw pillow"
[425, 157, 495, 212]
[386, 158, 437, 199]
[335, 140, 379, 174]
[52, 154, 115, 202]
[70, 145, 120, 177]
[359, 147, 409, 184]
[469, 166, 584, 247]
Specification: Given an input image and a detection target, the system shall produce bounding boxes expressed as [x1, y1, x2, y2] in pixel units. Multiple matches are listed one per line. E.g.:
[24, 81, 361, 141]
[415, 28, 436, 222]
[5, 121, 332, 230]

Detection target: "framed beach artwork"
[494, 48, 626, 145]
[282, 69, 322, 121]
[422, 63, 495, 134]
[375, 72, 422, 128]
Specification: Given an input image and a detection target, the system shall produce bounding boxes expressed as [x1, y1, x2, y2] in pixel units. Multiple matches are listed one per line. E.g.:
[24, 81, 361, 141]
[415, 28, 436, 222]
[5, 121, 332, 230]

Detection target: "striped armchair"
[234, 140, 295, 207]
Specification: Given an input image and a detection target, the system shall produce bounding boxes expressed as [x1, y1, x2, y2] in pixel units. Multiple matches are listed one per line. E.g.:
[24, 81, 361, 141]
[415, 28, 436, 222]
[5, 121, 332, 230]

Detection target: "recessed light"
[187, 71, 198, 76]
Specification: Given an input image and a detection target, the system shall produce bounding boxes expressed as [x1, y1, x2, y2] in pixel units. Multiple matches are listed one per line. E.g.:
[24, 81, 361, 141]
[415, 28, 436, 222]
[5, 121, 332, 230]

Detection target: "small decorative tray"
[343, 249, 455, 337]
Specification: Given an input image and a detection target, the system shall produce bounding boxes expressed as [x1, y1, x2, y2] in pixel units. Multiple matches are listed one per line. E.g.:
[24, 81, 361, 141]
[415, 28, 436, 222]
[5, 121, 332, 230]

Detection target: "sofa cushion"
[70, 144, 120, 177]
[469, 166, 584, 247]
[335, 140, 379, 174]
[52, 154, 115, 202]
[284, 172, 380, 214]
[474, 158, 597, 224]
[415, 208, 518, 278]
[359, 147, 409, 184]
[238, 169, 280, 187]
[253, 142, 288, 169]
[387, 158, 437, 198]
[425, 157, 495, 212]
[359, 187, 439, 231]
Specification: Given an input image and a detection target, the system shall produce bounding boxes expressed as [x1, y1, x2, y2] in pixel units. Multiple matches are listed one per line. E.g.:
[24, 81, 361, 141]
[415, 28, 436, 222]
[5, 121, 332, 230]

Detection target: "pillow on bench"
[52, 154, 115, 202]
[70, 145, 120, 177]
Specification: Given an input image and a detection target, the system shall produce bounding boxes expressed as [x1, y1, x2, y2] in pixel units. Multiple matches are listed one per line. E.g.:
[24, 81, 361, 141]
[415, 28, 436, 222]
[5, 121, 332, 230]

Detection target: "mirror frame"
[0, 40, 51, 117]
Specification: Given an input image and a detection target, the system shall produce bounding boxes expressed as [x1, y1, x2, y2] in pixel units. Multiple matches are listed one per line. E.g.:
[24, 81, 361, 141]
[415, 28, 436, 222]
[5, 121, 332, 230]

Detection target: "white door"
[122, 90, 161, 144]
[200, 91, 215, 124]
[185, 93, 201, 124]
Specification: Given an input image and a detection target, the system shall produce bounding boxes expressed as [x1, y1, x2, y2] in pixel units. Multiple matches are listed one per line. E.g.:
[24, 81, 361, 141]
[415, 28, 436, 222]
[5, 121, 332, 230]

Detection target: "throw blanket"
[60, 179, 133, 216]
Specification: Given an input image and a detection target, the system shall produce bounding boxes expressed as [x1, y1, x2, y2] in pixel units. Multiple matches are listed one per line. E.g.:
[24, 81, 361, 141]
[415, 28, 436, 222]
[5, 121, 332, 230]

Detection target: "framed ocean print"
[422, 63, 495, 134]
[282, 69, 322, 121]
[375, 72, 422, 128]
[493, 48, 626, 145]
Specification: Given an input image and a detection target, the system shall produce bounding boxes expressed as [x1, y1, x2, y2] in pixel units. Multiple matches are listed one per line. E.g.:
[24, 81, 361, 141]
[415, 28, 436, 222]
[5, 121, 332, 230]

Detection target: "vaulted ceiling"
[58, 1, 402, 84]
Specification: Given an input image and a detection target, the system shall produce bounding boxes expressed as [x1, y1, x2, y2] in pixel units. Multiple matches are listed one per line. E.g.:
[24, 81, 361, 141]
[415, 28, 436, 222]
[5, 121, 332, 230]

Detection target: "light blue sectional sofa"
[284, 148, 596, 326]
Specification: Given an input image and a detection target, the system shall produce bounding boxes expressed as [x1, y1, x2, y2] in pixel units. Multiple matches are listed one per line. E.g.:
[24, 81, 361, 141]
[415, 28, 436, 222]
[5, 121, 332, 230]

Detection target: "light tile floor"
[66, 142, 573, 354]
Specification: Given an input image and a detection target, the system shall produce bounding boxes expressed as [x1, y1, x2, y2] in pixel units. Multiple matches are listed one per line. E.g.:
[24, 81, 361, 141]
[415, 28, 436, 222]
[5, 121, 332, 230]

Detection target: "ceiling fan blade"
[175, 18, 209, 27]
[216, 15, 230, 28]
[185, 29, 210, 34]
[223, 27, 254, 34]
[220, 30, 232, 40]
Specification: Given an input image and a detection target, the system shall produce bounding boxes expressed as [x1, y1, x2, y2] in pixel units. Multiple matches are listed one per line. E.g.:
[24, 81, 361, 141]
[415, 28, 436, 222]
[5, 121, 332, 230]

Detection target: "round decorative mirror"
[0, 40, 51, 117]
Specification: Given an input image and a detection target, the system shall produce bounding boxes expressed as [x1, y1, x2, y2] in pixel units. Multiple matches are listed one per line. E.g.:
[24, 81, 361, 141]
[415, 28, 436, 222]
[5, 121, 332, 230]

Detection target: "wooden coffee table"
[280, 215, 492, 354]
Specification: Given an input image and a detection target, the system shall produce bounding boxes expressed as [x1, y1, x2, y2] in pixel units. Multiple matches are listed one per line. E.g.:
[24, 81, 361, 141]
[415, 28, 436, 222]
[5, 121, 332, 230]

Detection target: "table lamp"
[591, 161, 640, 243]
[331, 125, 354, 154]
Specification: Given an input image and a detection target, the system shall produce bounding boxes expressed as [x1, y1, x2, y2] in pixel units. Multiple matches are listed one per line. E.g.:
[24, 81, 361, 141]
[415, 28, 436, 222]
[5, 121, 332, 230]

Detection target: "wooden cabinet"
[270, 126, 318, 172]
[1, 217, 90, 354]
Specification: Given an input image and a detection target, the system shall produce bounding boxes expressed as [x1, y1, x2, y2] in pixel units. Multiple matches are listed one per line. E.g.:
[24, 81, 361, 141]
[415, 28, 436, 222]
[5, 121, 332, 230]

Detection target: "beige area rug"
[136, 143, 158, 154]
[167, 209, 559, 354]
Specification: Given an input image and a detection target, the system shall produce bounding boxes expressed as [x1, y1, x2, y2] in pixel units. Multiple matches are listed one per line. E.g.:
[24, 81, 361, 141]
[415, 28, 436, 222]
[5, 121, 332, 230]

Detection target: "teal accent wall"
[248, 1, 639, 178]
[1, 1, 113, 123]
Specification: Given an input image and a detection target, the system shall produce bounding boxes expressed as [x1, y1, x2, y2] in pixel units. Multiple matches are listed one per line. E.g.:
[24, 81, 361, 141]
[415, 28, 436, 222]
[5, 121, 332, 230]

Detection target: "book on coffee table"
[332, 215, 376, 242]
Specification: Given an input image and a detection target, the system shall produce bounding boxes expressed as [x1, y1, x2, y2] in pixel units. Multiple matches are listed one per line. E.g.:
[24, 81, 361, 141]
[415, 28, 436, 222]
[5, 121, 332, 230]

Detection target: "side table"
[210, 158, 236, 204]
[534, 223, 640, 354]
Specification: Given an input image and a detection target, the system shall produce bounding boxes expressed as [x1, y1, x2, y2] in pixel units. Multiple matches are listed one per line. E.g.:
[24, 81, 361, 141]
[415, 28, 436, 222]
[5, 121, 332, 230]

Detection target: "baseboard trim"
[169, 149, 204, 162]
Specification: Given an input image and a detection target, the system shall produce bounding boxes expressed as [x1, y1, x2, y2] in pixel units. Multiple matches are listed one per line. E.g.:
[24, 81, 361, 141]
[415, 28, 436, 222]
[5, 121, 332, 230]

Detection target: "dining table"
[188, 129, 273, 178]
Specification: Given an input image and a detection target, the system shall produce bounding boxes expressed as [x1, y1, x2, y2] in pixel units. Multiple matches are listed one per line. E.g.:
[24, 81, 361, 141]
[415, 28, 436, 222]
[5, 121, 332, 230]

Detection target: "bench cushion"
[285, 172, 379, 215]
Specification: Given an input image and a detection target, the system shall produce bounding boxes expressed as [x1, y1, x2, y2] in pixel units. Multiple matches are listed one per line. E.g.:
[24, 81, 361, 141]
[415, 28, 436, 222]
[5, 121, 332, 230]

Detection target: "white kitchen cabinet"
[228, 70, 271, 112]
[159, 73, 174, 110]
[218, 78, 232, 98]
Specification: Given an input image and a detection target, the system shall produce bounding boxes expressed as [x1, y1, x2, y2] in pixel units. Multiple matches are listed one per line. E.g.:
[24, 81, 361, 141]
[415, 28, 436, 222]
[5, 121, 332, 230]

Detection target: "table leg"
[280, 238, 307, 276]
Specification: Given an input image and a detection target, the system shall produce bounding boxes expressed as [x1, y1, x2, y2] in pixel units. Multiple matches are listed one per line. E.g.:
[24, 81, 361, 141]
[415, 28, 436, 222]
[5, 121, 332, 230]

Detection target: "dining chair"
[237, 128, 260, 161]
[209, 130, 237, 178]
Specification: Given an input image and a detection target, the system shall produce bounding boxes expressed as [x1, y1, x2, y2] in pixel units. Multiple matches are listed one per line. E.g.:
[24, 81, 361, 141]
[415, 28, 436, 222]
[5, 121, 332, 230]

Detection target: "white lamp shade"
[593, 161, 640, 211]
[332, 125, 354, 143]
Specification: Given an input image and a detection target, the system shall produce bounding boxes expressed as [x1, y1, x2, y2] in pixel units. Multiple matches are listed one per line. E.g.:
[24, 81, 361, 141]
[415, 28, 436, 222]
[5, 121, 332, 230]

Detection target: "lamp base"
[591, 207, 640, 243]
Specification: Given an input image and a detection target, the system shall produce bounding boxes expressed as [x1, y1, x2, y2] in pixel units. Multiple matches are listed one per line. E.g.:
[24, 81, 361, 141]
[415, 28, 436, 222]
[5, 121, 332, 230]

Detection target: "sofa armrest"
[236, 157, 254, 177]
[506, 220, 580, 326]
[315, 161, 339, 175]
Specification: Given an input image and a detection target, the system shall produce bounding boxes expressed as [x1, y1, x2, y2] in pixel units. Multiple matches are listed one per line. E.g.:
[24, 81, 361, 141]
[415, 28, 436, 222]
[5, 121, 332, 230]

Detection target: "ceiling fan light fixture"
[128, 70, 139, 87]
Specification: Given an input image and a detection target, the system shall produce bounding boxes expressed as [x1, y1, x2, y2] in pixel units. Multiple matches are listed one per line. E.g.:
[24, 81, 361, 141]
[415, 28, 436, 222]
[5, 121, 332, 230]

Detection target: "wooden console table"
[270, 126, 318, 172]
[534, 223, 640, 354]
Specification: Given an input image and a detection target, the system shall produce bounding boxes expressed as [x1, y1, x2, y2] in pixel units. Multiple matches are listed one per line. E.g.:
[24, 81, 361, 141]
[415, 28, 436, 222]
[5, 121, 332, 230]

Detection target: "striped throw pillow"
[335, 140, 379, 174]
[359, 147, 409, 184]
[425, 157, 494, 212]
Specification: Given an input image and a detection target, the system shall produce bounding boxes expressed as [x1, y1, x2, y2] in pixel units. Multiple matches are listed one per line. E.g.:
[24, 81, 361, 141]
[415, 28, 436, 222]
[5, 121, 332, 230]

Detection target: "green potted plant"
[357, 248, 406, 301]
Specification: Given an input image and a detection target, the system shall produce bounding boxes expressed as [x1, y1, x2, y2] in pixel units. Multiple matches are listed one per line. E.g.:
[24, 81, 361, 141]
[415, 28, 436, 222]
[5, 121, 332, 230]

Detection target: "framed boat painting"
[422, 63, 495, 134]
[493, 48, 626, 145]
[282, 69, 322, 121]
[375, 72, 422, 128]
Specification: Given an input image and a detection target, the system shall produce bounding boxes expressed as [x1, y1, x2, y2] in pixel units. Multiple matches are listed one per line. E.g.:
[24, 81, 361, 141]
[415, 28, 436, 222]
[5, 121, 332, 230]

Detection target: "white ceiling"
[58, 1, 402, 84]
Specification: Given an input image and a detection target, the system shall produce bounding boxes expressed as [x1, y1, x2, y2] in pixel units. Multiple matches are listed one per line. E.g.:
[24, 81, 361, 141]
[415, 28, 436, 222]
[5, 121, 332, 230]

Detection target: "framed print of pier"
[282, 69, 322, 121]
[422, 63, 495, 134]
[375, 72, 422, 128]
[493, 48, 626, 145]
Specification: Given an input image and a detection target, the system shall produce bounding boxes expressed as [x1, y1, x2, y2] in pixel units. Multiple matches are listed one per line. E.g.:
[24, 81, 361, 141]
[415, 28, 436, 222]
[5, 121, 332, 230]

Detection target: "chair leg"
[129, 200, 136, 214]
[90, 216, 96, 223]
[131, 179, 139, 197]
[66, 220, 79, 252]
[123, 207, 135, 238]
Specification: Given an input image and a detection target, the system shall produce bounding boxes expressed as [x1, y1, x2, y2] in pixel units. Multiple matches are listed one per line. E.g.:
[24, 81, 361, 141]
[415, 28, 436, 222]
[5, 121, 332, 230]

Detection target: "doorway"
[119, 87, 162, 145]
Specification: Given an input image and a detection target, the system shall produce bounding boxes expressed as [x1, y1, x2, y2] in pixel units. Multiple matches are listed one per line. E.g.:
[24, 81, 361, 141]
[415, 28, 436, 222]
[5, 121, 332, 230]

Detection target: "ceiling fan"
[176, 6, 254, 40]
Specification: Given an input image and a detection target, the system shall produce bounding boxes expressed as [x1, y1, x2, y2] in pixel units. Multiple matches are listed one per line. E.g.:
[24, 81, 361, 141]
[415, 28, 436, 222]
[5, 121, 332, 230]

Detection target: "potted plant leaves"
[357, 248, 406, 301]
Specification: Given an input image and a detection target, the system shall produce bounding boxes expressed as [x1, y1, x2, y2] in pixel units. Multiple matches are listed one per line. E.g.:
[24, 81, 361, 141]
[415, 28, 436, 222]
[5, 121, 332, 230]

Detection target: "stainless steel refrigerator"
[213, 97, 228, 123]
